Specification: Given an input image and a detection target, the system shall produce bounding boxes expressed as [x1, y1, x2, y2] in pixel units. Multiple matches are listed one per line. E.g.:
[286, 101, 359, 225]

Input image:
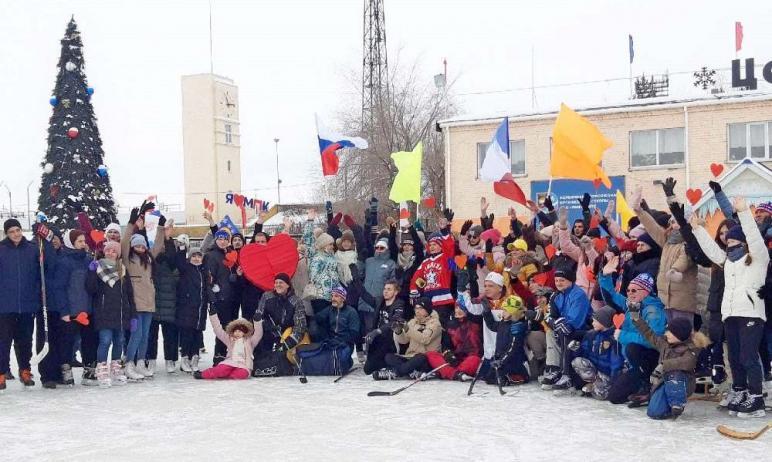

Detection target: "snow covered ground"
[2, 332, 769, 462]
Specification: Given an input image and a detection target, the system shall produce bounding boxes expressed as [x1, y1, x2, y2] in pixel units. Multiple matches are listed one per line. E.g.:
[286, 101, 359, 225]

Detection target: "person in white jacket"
[692, 196, 768, 418]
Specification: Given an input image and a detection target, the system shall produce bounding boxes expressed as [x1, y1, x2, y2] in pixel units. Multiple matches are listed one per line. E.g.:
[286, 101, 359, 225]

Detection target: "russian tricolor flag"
[316, 114, 368, 176]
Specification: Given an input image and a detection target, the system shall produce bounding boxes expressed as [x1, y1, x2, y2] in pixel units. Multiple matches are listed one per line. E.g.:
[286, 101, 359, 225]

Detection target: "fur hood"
[225, 318, 254, 337]
[690, 331, 711, 349]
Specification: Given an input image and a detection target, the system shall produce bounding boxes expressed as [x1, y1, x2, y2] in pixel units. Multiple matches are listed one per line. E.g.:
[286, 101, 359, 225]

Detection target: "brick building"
[438, 93, 772, 222]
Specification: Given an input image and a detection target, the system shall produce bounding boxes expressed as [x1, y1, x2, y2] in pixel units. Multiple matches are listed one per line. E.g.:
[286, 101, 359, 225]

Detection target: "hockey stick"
[367, 363, 448, 397]
[333, 366, 360, 383]
[467, 359, 486, 396]
[31, 239, 49, 365]
[716, 423, 771, 440]
[493, 364, 506, 396]
[296, 349, 308, 384]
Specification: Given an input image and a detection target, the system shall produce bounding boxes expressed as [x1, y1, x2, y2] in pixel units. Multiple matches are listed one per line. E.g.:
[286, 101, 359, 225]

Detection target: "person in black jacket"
[361, 280, 406, 375]
[388, 223, 424, 320]
[619, 233, 661, 296]
[86, 241, 135, 387]
[146, 230, 180, 375]
[167, 236, 209, 374]
[482, 295, 530, 386]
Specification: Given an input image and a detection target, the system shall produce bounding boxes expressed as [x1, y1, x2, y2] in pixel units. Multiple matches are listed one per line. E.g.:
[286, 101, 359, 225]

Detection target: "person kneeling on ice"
[569, 305, 624, 400]
[296, 286, 359, 376]
[482, 295, 530, 386]
[629, 306, 710, 419]
[194, 308, 260, 380]
[424, 298, 481, 382]
[375, 298, 441, 380]
[86, 241, 135, 387]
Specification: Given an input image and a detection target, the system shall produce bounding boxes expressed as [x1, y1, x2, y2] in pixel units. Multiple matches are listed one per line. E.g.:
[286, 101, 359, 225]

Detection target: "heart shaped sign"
[710, 163, 724, 178]
[204, 198, 211, 211]
[686, 188, 703, 206]
[399, 208, 410, 219]
[592, 178, 602, 190]
[421, 196, 437, 209]
[234, 194, 245, 209]
[90, 230, 105, 245]
[239, 233, 299, 291]
[613, 313, 625, 329]
[224, 250, 238, 269]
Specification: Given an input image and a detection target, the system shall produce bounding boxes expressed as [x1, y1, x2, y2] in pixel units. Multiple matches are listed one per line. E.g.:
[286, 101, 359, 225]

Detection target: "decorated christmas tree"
[38, 17, 117, 229]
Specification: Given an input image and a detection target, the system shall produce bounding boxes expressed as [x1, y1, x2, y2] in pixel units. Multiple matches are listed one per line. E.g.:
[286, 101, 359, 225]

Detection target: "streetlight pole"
[26, 181, 33, 230]
[0, 182, 11, 219]
[273, 138, 281, 204]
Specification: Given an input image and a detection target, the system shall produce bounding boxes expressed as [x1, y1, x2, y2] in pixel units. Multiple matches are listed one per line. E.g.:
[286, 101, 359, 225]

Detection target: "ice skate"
[110, 361, 127, 386]
[60, 364, 75, 386]
[165, 360, 176, 373]
[96, 362, 111, 388]
[125, 362, 145, 382]
[179, 357, 192, 373]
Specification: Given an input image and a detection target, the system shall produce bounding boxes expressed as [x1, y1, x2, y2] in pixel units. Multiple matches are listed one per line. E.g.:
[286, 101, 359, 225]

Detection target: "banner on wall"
[530, 176, 626, 228]
[224, 193, 270, 212]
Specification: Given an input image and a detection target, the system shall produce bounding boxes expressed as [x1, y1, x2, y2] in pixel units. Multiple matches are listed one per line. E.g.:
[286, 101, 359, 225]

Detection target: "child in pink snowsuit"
[194, 314, 260, 380]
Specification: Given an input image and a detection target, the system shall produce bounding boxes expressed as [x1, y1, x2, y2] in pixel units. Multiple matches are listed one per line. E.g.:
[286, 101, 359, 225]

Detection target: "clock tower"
[181, 73, 242, 225]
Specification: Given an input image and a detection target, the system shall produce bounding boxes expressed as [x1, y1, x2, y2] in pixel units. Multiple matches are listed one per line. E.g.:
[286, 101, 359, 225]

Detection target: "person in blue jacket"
[598, 255, 667, 405]
[52, 229, 98, 387]
[0, 219, 55, 390]
[570, 305, 625, 400]
[540, 264, 591, 389]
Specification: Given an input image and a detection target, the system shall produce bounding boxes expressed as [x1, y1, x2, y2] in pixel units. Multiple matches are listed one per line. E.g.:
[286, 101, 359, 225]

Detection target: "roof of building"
[438, 92, 772, 128]
[693, 158, 772, 215]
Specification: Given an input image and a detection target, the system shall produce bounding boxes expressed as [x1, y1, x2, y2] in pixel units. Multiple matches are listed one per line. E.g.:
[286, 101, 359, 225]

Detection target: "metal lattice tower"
[362, 0, 388, 129]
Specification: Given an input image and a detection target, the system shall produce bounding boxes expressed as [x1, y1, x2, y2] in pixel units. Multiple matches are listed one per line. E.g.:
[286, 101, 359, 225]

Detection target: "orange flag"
[550, 103, 613, 188]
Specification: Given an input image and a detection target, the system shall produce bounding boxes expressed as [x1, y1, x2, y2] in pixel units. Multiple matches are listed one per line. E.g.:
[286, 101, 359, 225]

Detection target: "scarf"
[96, 258, 121, 288]
[726, 244, 746, 262]
[666, 230, 684, 245]
[398, 251, 415, 270]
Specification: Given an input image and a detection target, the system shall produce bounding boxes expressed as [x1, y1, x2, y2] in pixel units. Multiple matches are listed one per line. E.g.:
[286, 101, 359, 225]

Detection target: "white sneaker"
[180, 357, 193, 373]
[191, 355, 201, 372]
[165, 360, 176, 374]
[96, 362, 111, 388]
[110, 361, 127, 386]
[125, 362, 144, 381]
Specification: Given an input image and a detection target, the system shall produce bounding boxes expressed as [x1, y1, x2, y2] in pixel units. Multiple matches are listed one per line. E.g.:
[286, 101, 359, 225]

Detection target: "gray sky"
[0, 0, 769, 218]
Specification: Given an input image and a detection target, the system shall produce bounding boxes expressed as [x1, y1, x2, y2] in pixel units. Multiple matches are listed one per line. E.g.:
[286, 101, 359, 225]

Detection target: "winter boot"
[180, 357, 192, 373]
[124, 362, 145, 382]
[19, 369, 35, 387]
[110, 361, 127, 386]
[193, 371, 203, 380]
[165, 360, 176, 374]
[42, 381, 57, 389]
[60, 364, 75, 386]
[96, 362, 111, 388]
[670, 405, 685, 418]
[373, 368, 398, 380]
[146, 359, 157, 375]
[0, 373, 5, 390]
[81, 364, 99, 386]
[726, 388, 749, 415]
[736, 394, 766, 418]
[191, 355, 201, 372]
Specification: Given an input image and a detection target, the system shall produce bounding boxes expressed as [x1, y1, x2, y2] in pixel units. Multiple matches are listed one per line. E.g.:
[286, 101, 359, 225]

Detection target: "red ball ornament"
[67, 127, 79, 139]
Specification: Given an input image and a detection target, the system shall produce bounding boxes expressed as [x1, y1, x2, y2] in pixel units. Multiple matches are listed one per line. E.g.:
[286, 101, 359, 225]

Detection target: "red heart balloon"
[399, 208, 410, 219]
[421, 196, 436, 209]
[90, 229, 105, 245]
[239, 233, 299, 291]
[710, 163, 724, 178]
[686, 188, 703, 206]
[203, 198, 211, 210]
[613, 313, 625, 329]
[592, 178, 602, 190]
[234, 194, 245, 208]
[224, 250, 238, 269]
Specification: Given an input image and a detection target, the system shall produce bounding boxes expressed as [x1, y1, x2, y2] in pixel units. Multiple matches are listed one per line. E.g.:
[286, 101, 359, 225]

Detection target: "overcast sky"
[0, 0, 769, 218]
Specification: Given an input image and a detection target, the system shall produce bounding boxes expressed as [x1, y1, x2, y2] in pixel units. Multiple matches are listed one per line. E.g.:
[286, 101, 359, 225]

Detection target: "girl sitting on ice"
[194, 308, 260, 380]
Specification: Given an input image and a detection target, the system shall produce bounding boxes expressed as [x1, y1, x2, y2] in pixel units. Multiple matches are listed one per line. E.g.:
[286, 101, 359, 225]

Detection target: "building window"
[630, 128, 684, 168]
[728, 121, 772, 161]
[476, 140, 526, 177]
[227, 160, 231, 172]
[224, 124, 233, 144]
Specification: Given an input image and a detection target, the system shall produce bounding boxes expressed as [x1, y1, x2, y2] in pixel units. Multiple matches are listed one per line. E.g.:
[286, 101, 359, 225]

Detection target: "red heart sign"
[239, 233, 299, 291]
[224, 250, 238, 269]
[686, 188, 703, 206]
[421, 196, 436, 209]
[234, 194, 245, 209]
[710, 163, 724, 178]
[203, 198, 211, 211]
[592, 178, 602, 190]
[399, 208, 410, 219]
[90, 230, 105, 245]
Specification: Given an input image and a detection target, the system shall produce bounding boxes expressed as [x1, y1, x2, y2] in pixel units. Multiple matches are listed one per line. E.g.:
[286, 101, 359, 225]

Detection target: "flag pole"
[547, 176, 553, 197]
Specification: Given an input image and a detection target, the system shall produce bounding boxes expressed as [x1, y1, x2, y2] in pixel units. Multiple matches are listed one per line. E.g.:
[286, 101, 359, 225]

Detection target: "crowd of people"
[1, 179, 771, 421]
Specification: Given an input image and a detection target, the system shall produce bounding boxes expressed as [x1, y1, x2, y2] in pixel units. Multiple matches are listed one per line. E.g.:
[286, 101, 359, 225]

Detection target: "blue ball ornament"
[87, 87, 94, 95]
[36, 212, 48, 223]
[49, 97, 58, 106]
[96, 164, 108, 177]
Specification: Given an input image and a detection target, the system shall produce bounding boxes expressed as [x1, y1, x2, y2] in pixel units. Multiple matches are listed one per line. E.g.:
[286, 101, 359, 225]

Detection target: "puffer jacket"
[357, 251, 396, 313]
[168, 241, 209, 331]
[303, 221, 339, 301]
[693, 208, 769, 321]
[579, 328, 624, 379]
[86, 260, 135, 331]
[0, 237, 53, 314]
[598, 273, 666, 352]
[550, 283, 592, 330]
[209, 315, 261, 371]
[443, 317, 482, 359]
[121, 224, 165, 313]
[203, 246, 233, 305]
[394, 310, 442, 358]
[637, 209, 697, 313]
[52, 247, 92, 317]
[153, 246, 179, 323]
[314, 303, 360, 346]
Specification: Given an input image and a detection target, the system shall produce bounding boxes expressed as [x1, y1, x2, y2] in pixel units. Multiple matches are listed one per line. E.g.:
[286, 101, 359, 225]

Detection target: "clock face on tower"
[219, 90, 236, 119]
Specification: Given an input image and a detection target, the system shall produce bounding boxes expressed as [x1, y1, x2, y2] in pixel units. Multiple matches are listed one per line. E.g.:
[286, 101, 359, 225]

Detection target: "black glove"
[207, 304, 218, 316]
[578, 193, 591, 212]
[669, 202, 686, 227]
[442, 350, 459, 367]
[708, 180, 721, 194]
[639, 199, 651, 213]
[393, 320, 406, 335]
[758, 284, 770, 300]
[466, 258, 478, 282]
[158, 215, 167, 227]
[661, 177, 677, 197]
[460, 220, 473, 236]
[524, 309, 544, 322]
[511, 219, 522, 238]
[128, 207, 140, 225]
[485, 239, 493, 253]
[543, 196, 554, 211]
[140, 200, 156, 215]
[552, 317, 572, 336]
[627, 301, 641, 321]
[369, 197, 379, 216]
[325, 201, 334, 223]
[262, 316, 277, 334]
[443, 208, 455, 222]
[490, 359, 502, 369]
[364, 329, 382, 345]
